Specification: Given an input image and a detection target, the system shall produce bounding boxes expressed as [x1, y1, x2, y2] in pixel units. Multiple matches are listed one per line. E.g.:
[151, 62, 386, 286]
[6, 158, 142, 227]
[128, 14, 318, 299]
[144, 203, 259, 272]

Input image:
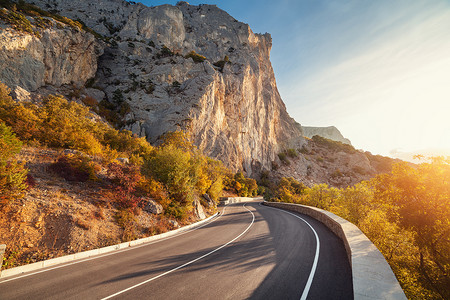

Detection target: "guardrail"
[0, 244, 5, 275]
[220, 196, 263, 205]
[263, 201, 406, 300]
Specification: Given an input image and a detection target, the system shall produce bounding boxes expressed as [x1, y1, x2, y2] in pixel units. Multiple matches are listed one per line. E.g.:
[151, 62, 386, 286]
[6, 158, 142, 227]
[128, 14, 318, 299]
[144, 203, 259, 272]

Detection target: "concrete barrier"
[263, 201, 406, 300]
[0, 213, 218, 279]
[220, 196, 263, 205]
[0, 244, 5, 276]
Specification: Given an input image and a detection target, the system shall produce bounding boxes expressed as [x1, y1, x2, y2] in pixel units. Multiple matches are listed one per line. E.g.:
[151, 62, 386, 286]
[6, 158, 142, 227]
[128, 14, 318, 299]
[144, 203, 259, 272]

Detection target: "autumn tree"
[0, 123, 28, 206]
[372, 160, 450, 298]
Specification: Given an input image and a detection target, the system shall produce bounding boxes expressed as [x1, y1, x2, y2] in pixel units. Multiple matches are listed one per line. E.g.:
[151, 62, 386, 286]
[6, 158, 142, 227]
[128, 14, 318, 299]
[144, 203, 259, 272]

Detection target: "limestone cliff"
[22, 0, 304, 175]
[1, 0, 394, 186]
[0, 12, 103, 91]
[302, 126, 352, 145]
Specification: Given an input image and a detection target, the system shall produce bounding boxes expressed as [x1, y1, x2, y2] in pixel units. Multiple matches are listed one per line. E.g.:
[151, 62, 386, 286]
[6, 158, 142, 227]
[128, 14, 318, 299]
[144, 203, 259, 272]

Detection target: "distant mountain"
[390, 148, 450, 162]
[301, 126, 352, 145]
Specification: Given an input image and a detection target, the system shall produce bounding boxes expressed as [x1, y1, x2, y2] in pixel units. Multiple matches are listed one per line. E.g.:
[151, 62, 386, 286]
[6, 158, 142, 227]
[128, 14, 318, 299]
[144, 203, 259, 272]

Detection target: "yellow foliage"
[271, 159, 450, 298]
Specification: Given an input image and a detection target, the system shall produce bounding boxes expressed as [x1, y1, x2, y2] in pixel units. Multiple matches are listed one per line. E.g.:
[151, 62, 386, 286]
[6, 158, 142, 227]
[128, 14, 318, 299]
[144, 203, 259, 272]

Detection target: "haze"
[139, 0, 450, 157]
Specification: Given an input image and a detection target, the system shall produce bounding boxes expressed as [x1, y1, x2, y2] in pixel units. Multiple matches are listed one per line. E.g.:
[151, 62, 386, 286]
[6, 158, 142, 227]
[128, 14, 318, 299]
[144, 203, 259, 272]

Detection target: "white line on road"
[0, 208, 226, 284]
[101, 203, 255, 300]
[260, 203, 320, 300]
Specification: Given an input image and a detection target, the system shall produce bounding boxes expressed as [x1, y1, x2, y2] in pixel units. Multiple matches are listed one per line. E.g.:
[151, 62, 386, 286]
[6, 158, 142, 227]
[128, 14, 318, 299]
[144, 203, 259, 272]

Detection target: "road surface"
[0, 201, 353, 299]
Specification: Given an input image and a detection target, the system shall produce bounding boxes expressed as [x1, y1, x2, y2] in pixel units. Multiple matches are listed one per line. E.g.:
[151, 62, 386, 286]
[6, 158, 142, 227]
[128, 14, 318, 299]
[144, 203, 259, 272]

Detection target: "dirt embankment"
[0, 147, 213, 269]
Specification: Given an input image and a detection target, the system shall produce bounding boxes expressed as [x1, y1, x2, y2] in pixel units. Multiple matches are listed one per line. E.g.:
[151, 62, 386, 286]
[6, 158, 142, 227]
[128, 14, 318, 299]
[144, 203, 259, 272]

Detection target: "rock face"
[25, 0, 303, 175]
[143, 198, 163, 215]
[193, 199, 206, 220]
[0, 20, 103, 91]
[302, 126, 352, 145]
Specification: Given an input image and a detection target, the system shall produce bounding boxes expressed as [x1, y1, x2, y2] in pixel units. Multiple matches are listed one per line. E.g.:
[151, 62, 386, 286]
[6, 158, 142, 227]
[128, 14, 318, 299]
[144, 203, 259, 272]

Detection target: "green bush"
[0, 123, 28, 206]
[278, 152, 289, 165]
[286, 148, 298, 158]
[143, 131, 228, 217]
[164, 202, 187, 220]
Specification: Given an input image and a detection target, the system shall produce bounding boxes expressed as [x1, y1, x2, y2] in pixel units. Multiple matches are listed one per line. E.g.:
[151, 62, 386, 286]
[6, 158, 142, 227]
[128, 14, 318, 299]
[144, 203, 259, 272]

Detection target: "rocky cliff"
[0, 11, 103, 91]
[11, 0, 304, 175]
[0, 0, 396, 186]
[302, 126, 352, 145]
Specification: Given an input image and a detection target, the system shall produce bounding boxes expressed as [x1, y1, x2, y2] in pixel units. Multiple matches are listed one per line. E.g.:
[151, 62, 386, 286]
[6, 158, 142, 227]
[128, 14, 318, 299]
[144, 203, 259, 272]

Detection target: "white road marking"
[0, 208, 226, 284]
[101, 203, 255, 300]
[260, 203, 320, 300]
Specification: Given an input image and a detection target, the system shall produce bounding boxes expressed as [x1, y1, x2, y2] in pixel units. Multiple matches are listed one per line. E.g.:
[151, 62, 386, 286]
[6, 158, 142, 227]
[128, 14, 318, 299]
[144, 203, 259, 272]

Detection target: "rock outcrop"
[25, 0, 303, 175]
[302, 126, 352, 145]
[0, 17, 103, 91]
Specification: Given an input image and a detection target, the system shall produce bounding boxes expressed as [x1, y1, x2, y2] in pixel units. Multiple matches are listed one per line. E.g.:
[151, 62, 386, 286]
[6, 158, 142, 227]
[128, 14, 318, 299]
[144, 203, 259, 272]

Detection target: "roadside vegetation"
[0, 82, 258, 269]
[268, 159, 450, 299]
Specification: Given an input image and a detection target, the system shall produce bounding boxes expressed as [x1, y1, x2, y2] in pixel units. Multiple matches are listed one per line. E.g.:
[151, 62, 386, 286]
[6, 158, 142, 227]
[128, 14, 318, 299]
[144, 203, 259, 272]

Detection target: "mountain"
[0, 0, 397, 185]
[1, 0, 304, 176]
[301, 126, 352, 145]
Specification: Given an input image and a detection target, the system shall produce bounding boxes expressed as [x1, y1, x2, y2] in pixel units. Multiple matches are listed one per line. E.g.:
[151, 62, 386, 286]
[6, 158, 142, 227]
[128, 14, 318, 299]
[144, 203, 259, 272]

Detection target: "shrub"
[148, 217, 170, 235]
[331, 168, 343, 178]
[156, 45, 173, 58]
[226, 171, 259, 197]
[286, 148, 298, 158]
[81, 96, 98, 110]
[0, 123, 28, 205]
[0, 8, 34, 35]
[278, 152, 289, 165]
[50, 154, 99, 182]
[114, 208, 138, 241]
[185, 50, 206, 63]
[145, 143, 195, 205]
[0, 81, 153, 162]
[164, 201, 187, 220]
[299, 146, 309, 154]
[213, 56, 229, 72]
[273, 177, 306, 203]
[107, 162, 142, 209]
[311, 135, 356, 154]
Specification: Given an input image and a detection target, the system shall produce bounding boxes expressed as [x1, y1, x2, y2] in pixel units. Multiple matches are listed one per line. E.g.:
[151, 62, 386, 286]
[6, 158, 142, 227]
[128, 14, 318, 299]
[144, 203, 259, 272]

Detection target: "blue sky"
[137, 0, 450, 157]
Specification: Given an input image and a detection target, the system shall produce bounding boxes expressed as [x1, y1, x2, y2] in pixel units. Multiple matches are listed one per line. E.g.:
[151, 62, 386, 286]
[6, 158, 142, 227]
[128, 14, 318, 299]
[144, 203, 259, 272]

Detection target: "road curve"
[0, 201, 352, 299]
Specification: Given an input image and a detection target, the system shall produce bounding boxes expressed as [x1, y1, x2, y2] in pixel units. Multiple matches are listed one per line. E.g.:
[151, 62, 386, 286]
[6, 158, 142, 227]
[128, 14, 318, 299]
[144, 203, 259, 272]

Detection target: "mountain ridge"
[0, 0, 397, 185]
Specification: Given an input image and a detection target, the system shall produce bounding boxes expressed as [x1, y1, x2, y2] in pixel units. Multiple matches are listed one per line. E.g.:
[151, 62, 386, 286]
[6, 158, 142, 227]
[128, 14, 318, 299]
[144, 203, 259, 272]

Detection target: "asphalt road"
[0, 201, 353, 299]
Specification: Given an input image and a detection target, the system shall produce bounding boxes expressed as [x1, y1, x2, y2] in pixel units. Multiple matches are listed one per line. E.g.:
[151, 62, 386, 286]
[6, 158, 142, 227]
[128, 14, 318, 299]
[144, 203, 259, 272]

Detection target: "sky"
[137, 0, 450, 157]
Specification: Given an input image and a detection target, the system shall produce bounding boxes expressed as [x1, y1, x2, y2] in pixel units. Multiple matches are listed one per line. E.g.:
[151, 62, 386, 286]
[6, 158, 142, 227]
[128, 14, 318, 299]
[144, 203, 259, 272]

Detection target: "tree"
[0, 123, 28, 206]
[302, 183, 338, 209]
[372, 160, 450, 298]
